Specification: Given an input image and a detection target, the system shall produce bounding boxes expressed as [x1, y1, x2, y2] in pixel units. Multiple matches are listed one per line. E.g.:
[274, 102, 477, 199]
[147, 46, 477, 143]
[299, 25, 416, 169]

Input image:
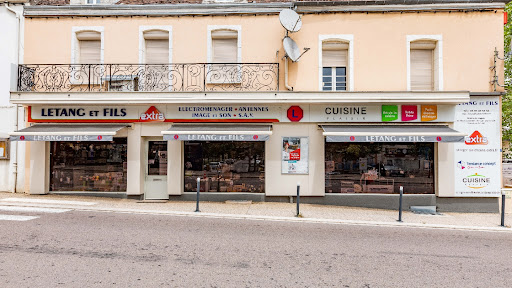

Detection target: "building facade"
[10, 0, 507, 211]
[0, 0, 27, 193]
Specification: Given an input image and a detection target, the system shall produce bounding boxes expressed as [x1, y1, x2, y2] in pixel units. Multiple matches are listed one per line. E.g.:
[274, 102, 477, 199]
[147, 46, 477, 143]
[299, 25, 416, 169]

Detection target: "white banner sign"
[453, 96, 501, 197]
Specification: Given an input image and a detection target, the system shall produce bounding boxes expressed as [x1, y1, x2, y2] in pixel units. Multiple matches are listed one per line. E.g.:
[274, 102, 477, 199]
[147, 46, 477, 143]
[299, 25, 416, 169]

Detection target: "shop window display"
[50, 139, 127, 192]
[184, 141, 265, 193]
[325, 142, 434, 194]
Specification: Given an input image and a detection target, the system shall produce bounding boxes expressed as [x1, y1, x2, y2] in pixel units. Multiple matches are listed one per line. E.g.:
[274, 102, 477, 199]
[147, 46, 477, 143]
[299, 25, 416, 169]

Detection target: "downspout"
[284, 57, 293, 91]
[5, 2, 21, 193]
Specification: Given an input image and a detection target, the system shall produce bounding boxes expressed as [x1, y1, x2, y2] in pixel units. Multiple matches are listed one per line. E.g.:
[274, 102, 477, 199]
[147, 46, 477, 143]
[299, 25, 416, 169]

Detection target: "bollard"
[296, 182, 300, 217]
[195, 177, 200, 213]
[397, 186, 403, 222]
[502, 189, 506, 227]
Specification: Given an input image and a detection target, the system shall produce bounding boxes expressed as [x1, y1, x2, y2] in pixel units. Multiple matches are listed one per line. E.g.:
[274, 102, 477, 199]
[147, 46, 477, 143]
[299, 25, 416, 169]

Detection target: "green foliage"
[503, 3, 512, 158]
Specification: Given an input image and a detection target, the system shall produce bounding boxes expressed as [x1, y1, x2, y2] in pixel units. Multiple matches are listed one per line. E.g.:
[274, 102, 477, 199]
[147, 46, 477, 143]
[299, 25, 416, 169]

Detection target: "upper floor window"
[319, 35, 353, 91]
[410, 41, 436, 91]
[322, 41, 348, 91]
[85, 0, 100, 4]
[76, 31, 101, 64]
[407, 35, 443, 91]
[211, 29, 238, 63]
[143, 30, 170, 64]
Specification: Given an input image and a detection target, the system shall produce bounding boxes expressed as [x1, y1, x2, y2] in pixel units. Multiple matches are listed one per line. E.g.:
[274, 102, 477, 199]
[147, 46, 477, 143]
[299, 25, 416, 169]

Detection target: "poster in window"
[282, 137, 308, 174]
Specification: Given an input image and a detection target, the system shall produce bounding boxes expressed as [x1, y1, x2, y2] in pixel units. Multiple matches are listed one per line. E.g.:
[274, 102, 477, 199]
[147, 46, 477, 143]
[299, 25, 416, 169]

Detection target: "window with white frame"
[144, 30, 169, 64]
[85, 0, 101, 4]
[141, 30, 170, 91]
[410, 40, 436, 91]
[212, 29, 238, 63]
[77, 31, 101, 64]
[322, 41, 348, 91]
[209, 28, 240, 84]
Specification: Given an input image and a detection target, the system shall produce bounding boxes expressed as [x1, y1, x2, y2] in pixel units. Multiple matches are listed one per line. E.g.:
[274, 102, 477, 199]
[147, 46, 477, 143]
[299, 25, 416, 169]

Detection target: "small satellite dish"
[283, 36, 301, 62]
[279, 9, 302, 33]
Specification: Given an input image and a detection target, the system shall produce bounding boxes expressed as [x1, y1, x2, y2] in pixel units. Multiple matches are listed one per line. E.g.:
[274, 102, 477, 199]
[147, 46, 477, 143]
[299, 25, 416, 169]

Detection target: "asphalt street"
[0, 207, 511, 288]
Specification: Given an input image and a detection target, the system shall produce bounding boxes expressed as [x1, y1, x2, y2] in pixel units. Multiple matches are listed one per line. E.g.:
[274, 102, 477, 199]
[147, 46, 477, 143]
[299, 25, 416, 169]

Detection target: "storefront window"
[184, 141, 265, 193]
[325, 142, 434, 194]
[50, 139, 127, 192]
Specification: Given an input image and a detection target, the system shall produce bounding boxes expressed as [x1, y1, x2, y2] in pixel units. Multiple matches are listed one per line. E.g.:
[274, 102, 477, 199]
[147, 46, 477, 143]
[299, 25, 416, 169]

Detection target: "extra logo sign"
[465, 131, 488, 145]
[140, 106, 165, 122]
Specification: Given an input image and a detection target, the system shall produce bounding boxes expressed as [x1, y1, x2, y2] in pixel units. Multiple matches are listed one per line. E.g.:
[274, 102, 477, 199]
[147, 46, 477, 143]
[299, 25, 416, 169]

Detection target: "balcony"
[17, 63, 279, 92]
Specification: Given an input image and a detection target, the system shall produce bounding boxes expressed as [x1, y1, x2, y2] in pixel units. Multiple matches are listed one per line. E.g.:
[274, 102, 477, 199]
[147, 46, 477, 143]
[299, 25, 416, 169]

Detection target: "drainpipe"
[5, 2, 21, 193]
[284, 57, 293, 91]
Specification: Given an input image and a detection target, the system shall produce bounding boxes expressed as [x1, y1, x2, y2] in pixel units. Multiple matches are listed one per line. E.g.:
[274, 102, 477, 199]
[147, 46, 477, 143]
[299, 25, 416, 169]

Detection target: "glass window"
[50, 139, 127, 192]
[325, 142, 434, 194]
[147, 141, 167, 176]
[184, 141, 265, 193]
[323, 67, 346, 91]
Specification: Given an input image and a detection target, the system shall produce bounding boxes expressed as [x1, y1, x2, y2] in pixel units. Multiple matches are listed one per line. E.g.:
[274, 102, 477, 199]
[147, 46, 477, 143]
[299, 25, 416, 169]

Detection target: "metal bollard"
[502, 189, 506, 227]
[195, 177, 200, 213]
[397, 186, 403, 222]
[296, 182, 300, 217]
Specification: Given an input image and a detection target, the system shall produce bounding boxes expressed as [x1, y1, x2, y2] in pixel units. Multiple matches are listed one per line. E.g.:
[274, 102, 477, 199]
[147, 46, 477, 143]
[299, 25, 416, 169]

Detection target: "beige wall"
[265, 123, 325, 196]
[24, 11, 504, 92]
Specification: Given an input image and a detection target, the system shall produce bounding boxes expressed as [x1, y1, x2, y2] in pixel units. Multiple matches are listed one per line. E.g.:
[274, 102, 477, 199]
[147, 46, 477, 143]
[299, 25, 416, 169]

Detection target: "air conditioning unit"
[102, 75, 139, 91]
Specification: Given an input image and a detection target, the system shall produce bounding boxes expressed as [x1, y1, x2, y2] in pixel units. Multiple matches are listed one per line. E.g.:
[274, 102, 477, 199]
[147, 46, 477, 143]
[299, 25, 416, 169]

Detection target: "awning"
[321, 125, 465, 143]
[10, 124, 127, 141]
[162, 124, 272, 141]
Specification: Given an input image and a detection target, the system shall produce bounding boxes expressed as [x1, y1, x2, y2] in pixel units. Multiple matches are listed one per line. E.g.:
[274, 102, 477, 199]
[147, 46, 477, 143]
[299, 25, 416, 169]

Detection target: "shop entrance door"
[144, 140, 168, 200]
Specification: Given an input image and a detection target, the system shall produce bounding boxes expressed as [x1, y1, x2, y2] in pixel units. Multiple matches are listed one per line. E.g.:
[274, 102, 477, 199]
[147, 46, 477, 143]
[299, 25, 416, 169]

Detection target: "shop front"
[321, 125, 465, 195]
[163, 124, 271, 193]
[12, 95, 502, 211]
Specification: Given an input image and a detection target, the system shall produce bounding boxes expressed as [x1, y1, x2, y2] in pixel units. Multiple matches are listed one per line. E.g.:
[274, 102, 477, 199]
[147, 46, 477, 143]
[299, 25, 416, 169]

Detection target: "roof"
[27, 0, 510, 6]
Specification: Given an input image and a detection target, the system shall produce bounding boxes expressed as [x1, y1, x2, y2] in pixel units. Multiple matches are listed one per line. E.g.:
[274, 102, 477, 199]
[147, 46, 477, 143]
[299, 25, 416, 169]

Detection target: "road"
[0, 205, 511, 287]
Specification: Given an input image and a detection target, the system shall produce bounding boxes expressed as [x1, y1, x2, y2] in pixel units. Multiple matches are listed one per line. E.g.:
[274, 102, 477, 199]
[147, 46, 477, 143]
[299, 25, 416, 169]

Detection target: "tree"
[503, 3, 512, 159]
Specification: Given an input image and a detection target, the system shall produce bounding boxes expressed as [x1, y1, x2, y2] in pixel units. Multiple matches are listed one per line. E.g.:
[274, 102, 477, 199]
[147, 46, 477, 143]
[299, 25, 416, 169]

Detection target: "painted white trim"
[406, 34, 443, 91]
[71, 26, 104, 64]
[318, 34, 354, 91]
[138, 25, 173, 64]
[207, 25, 242, 63]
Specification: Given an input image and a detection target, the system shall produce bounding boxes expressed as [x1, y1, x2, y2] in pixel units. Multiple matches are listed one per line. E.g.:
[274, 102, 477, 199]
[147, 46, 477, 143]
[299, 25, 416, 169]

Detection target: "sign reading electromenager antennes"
[453, 96, 501, 197]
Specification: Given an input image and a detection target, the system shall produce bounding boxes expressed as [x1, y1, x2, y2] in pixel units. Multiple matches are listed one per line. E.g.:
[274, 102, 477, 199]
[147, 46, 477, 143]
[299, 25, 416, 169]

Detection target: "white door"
[144, 140, 168, 200]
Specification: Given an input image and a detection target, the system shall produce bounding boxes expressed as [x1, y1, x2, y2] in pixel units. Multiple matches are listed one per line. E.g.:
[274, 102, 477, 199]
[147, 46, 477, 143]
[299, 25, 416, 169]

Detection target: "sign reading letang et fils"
[453, 96, 501, 197]
[164, 134, 269, 141]
[10, 135, 113, 142]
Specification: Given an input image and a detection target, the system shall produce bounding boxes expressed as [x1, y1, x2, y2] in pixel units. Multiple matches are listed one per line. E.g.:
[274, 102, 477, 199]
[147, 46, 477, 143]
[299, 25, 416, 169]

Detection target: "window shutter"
[143, 30, 169, 40]
[76, 31, 100, 41]
[146, 39, 169, 64]
[213, 38, 237, 63]
[79, 40, 101, 64]
[322, 42, 348, 67]
[211, 30, 238, 39]
[410, 49, 433, 91]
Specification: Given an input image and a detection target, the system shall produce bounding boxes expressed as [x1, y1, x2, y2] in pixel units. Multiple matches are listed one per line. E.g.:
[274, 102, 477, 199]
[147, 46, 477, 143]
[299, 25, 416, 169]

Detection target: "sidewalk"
[0, 192, 510, 232]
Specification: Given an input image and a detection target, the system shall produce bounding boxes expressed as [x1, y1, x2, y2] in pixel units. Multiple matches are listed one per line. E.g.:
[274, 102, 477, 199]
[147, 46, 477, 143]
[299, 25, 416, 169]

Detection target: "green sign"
[382, 105, 398, 121]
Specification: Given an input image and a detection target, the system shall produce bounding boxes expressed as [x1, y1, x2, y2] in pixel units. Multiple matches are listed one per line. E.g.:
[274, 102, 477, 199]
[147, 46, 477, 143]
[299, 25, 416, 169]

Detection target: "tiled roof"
[27, 0, 510, 6]
[30, 0, 69, 5]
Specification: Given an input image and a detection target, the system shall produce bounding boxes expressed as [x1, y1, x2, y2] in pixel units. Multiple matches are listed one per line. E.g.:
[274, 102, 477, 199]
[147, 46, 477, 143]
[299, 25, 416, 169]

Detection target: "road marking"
[0, 198, 96, 206]
[0, 205, 71, 213]
[0, 214, 39, 221]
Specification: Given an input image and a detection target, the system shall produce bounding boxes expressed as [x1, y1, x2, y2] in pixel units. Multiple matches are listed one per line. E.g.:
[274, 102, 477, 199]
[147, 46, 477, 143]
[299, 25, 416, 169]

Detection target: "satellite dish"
[279, 9, 302, 33]
[283, 36, 301, 62]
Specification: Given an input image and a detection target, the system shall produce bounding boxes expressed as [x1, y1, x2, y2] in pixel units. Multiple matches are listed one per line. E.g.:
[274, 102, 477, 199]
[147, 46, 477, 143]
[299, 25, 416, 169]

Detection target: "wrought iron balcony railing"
[17, 63, 279, 92]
